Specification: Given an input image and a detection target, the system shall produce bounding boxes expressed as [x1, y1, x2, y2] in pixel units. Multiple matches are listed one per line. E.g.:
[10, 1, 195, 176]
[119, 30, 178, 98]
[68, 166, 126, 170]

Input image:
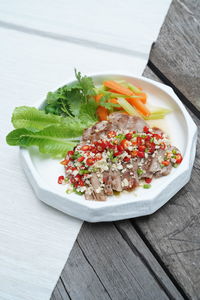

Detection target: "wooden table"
[50, 1, 200, 299]
[1, 0, 199, 299]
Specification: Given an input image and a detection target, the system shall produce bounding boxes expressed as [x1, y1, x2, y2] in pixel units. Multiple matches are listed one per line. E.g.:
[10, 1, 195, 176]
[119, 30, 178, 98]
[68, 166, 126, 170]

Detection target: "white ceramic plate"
[20, 74, 197, 222]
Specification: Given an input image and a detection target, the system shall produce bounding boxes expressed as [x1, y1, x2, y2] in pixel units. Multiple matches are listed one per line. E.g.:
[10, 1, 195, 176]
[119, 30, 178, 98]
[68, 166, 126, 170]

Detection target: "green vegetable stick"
[117, 98, 141, 117]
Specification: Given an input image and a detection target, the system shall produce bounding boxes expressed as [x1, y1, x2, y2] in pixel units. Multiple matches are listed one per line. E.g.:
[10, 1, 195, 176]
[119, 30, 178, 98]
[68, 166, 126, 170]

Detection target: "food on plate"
[58, 113, 182, 201]
[6, 70, 183, 201]
[6, 70, 172, 158]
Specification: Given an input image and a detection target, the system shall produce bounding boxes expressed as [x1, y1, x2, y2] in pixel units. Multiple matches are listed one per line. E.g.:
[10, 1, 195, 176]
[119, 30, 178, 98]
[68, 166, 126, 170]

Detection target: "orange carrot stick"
[95, 94, 103, 103]
[137, 92, 147, 104]
[127, 98, 150, 116]
[96, 106, 109, 121]
[108, 98, 121, 110]
[103, 80, 133, 96]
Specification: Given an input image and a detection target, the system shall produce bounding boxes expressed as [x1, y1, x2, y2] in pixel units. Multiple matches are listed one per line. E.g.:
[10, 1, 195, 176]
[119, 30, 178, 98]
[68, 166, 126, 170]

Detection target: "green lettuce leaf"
[12, 106, 66, 131]
[7, 105, 99, 157]
[6, 126, 79, 157]
[11, 106, 92, 137]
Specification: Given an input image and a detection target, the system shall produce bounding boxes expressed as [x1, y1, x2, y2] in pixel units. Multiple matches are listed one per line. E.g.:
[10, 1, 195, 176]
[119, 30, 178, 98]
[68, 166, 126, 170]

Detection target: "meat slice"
[108, 113, 148, 132]
[140, 156, 154, 179]
[82, 120, 108, 142]
[148, 149, 165, 173]
[103, 171, 113, 196]
[82, 113, 149, 143]
[148, 147, 174, 178]
[154, 146, 179, 178]
[121, 172, 137, 190]
[154, 164, 172, 178]
[85, 190, 95, 200]
[111, 170, 122, 192]
[90, 173, 106, 201]
[121, 160, 139, 190]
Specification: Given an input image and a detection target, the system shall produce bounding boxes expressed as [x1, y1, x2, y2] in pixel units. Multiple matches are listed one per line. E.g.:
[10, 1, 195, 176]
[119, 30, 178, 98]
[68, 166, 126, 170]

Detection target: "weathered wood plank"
[76, 222, 175, 300]
[180, 0, 200, 19]
[57, 241, 110, 300]
[134, 66, 200, 299]
[51, 279, 70, 300]
[149, 0, 200, 111]
[114, 221, 183, 299]
[53, 220, 183, 300]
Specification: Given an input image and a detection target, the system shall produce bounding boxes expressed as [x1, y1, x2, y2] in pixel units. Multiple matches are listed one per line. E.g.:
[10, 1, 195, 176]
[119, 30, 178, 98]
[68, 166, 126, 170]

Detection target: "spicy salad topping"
[58, 113, 182, 201]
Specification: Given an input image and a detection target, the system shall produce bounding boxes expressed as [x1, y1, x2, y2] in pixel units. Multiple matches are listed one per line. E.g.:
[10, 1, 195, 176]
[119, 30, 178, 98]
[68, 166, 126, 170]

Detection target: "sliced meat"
[90, 173, 106, 201]
[82, 120, 108, 142]
[140, 156, 154, 179]
[82, 113, 149, 143]
[103, 171, 113, 196]
[108, 113, 148, 132]
[111, 170, 122, 192]
[154, 164, 172, 178]
[121, 171, 138, 190]
[154, 145, 178, 178]
[82, 127, 93, 142]
[85, 190, 95, 200]
[148, 146, 175, 177]
[148, 149, 165, 173]
[121, 160, 139, 190]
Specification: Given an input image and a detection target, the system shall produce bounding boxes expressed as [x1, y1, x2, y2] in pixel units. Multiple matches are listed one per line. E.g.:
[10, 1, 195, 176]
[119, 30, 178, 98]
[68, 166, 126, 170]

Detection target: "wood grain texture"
[134, 66, 200, 299]
[51, 218, 183, 300]
[180, 0, 200, 19]
[51, 279, 70, 300]
[149, 0, 200, 111]
[60, 241, 111, 300]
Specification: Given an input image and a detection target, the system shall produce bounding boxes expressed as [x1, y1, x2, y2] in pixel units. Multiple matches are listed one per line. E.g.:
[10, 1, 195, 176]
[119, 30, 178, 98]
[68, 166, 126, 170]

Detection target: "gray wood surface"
[51, 279, 70, 300]
[135, 66, 200, 300]
[149, 0, 200, 111]
[181, 0, 200, 19]
[61, 241, 111, 300]
[51, 220, 182, 300]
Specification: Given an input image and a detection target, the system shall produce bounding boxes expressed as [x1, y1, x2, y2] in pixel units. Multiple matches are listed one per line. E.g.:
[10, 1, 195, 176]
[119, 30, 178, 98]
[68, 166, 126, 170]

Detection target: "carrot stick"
[127, 98, 150, 116]
[103, 80, 133, 96]
[105, 82, 147, 104]
[108, 98, 121, 110]
[137, 92, 147, 104]
[96, 106, 109, 121]
[95, 94, 103, 103]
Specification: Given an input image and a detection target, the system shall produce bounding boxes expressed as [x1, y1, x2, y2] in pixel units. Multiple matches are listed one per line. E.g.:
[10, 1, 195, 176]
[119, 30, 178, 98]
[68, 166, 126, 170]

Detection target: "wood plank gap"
[60, 277, 72, 300]
[0, 20, 147, 59]
[130, 220, 190, 300]
[76, 239, 113, 300]
[147, 60, 200, 119]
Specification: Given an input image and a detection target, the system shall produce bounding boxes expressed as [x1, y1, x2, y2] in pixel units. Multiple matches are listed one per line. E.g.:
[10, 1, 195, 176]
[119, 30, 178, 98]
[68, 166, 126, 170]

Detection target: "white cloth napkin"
[0, 1, 171, 299]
